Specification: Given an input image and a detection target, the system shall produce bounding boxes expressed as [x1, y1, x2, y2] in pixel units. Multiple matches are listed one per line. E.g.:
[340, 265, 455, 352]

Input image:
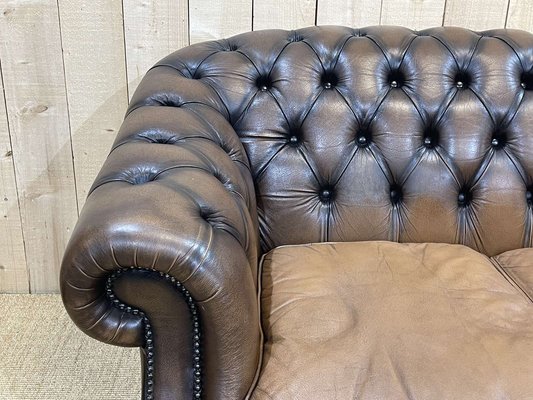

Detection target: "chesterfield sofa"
[61, 26, 533, 399]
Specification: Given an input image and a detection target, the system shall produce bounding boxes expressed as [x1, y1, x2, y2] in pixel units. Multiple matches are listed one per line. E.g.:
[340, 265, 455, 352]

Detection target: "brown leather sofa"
[61, 26, 533, 399]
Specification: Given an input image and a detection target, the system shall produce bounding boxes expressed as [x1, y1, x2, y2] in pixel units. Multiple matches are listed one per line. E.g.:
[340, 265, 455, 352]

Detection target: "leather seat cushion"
[251, 241, 533, 400]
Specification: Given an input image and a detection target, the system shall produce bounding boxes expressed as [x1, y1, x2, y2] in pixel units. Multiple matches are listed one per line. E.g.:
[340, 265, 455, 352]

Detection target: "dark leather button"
[520, 71, 533, 90]
[256, 75, 271, 91]
[321, 70, 338, 89]
[390, 184, 402, 204]
[423, 123, 439, 148]
[319, 188, 334, 202]
[289, 135, 298, 144]
[458, 190, 472, 206]
[526, 190, 532, 202]
[492, 130, 507, 149]
[388, 70, 404, 88]
[454, 71, 471, 89]
[357, 126, 371, 146]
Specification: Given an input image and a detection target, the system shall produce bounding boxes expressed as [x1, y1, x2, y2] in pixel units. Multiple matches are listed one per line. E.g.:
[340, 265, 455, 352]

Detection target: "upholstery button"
[356, 126, 371, 146]
[319, 187, 334, 202]
[526, 190, 532, 202]
[491, 129, 507, 149]
[256, 75, 271, 92]
[520, 71, 533, 90]
[390, 184, 402, 204]
[454, 71, 471, 89]
[388, 70, 404, 88]
[423, 123, 439, 148]
[458, 190, 472, 206]
[321, 70, 338, 89]
[289, 135, 298, 144]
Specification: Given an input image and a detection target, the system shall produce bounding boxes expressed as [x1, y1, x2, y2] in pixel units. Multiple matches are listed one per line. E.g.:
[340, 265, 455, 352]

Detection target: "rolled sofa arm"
[60, 82, 261, 399]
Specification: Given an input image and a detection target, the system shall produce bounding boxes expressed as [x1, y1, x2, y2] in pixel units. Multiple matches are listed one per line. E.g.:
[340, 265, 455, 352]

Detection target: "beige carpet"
[0, 294, 141, 399]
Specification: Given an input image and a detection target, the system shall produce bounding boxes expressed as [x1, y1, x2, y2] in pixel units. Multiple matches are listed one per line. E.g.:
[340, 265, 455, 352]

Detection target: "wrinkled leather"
[493, 248, 533, 301]
[60, 25, 533, 400]
[253, 241, 533, 400]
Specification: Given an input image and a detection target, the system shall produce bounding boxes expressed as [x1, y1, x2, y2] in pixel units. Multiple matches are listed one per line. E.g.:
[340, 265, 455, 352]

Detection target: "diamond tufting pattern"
[126, 26, 533, 257]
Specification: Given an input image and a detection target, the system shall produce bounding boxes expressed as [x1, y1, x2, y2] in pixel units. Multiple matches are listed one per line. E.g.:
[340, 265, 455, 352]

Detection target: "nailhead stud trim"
[106, 267, 203, 400]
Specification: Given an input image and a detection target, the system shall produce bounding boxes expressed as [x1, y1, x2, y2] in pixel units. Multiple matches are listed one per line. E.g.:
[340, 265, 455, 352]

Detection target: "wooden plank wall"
[0, 0, 532, 293]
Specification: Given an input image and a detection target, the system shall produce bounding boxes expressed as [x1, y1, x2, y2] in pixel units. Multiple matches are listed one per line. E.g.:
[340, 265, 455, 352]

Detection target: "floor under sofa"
[0, 294, 140, 400]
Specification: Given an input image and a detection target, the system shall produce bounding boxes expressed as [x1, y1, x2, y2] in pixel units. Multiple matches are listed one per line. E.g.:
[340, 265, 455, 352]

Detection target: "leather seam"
[490, 257, 533, 303]
[244, 252, 267, 400]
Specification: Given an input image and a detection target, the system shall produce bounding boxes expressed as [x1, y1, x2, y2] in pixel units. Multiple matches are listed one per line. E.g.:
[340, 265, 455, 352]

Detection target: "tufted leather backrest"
[129, 26, 533, 257]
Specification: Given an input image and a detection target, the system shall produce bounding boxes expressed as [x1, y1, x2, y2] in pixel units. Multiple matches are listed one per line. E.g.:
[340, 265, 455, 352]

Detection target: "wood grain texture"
[254, 0, 316, 30]
[190, 0, 252, 44]
[506, 0, 533, 30]
[444, 0, 510, 30]
[381, 0, 446, 29]
[0, 0, 79, 293]
[0, 60, 28, 293]
[123, 0, 189, 98]
[58, 0, 129, 209]
[316, 0, 381, 26]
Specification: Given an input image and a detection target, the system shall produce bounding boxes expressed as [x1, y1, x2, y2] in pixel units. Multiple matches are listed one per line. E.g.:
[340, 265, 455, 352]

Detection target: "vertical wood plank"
[253, 0, 316, 31]
[189, 0, 252, 44]
[381, 0, 446, 29]
[123, 0, 189, 98]
[316, 0, 381, 26]
[0, 0, 79, 293]
[506, 0, 533, 30]
[0, 60, 28, 293]
[58, 0, 129, 209]
[444, 0, 509, 30]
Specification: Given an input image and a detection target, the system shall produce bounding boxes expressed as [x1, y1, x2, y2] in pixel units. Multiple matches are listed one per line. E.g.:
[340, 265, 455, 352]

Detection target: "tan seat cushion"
[251, 242, 533, 400]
